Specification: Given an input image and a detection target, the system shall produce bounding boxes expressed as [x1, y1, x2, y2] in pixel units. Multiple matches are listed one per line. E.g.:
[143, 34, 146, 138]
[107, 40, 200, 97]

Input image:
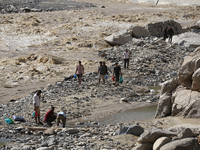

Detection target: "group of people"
[33, 49, 130, 127]
[75, 49, 130, 86]
[33, 90, 67, 127]
[163, 26, 174, 42]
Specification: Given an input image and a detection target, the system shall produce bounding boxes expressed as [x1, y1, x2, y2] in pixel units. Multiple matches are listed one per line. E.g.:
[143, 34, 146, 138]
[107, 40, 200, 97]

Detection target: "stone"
[160, 78, 178, 95]
[155, 92, 171, 118]
[182, 99, 200, 118]
[173, 32, 200, 48]
[153, 137, 171, 150]
[105, 30, 132, 46]
[160, 138, 200, 150]
[47, 138, 57, 146]
[178, 47, 200, 87]
[132, 143, 152, 150]
[168, 124, 200, 134]
[176, 128, 195, 139]
[138, 128, 176, 143]
[146, 20, 183, 37]
[192, 68, 200, 91]
[129, 26, 149, 38]
[126, 125, 144, 136]
[36, 148, 50, 150]
[171, 86, 200, 116]
[66, 128, 80, 134]
[43, 128, 55, 136]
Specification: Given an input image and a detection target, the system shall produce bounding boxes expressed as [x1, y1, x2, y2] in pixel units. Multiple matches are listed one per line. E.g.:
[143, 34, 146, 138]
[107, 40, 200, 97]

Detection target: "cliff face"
[131, 0, 200, 6]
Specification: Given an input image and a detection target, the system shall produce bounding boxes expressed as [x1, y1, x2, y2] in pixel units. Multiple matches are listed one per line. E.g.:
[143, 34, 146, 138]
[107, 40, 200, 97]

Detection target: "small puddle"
[98, 105, 157, 125]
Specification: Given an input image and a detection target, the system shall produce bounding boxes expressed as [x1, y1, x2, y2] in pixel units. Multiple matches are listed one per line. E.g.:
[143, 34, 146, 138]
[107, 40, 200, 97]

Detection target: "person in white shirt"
[56, 111, 67, 128]
[123, 49, 130, 69]
[33, 90, 42, 124]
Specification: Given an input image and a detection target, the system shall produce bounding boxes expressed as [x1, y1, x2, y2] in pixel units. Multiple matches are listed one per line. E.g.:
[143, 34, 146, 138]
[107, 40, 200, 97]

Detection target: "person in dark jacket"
[168, 26, 174, 43]
[163, 26, 168, 41]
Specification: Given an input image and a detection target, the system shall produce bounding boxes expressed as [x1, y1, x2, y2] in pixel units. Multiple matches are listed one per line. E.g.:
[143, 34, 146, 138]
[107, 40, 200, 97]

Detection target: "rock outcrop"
[156, 47, 200, 118]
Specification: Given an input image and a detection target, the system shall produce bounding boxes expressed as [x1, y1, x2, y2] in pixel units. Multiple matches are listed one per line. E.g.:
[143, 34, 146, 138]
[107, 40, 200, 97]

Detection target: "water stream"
[98, 105, 157, 125]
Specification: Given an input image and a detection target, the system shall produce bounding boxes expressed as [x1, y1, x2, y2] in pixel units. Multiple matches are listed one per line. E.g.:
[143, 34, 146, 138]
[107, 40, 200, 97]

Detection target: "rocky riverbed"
[0, 0, 200, 149]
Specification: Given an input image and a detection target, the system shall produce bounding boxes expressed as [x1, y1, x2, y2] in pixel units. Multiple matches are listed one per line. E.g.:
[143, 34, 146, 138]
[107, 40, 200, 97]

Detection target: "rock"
[182, 99, 200, 118]
[178, 47, 200, 87]
[43, 128, 55, 136]
[173, 32, 200, 48]
[47, 137, 57, 146]
[160, 78, 178, 95]
[146, 20, 183, 37]
[168, 124, 200, 134]
[176, 128, 195, 139]
[132, 143, 153, 150]
[153, 137, 171, 150]
[155, 92, 171, 118]
[126, 125, 144, 136]
[171, 86, 200, 116]
[66, 128, 80, 134]
[120, 97, 128, 103]
[105, 30, 132, 46]
[36, 148, 50, 150]
[138, 128, 176, 143]
[192, 68, 200, 91]
[129, 26, 149, 38]
[160, 138, 200, 150]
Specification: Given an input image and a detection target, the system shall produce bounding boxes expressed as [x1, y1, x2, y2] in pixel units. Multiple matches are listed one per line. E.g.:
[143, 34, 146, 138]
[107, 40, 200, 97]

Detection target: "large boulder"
[182, 99, 200, 118]
[178, 47, 200, 88]
[129, 26, 149, 38]
[146, 20, 183, 37]
[153, 137, 171, 150]
[172, 32, 200, 48]
[155, 78, 178, 118]
[171, 86, 200, 116]
[192, 68, 200, 91]
[105, 30, 132, 46]
[159, 138, 200, 150]
[155, 92, 171, 118]
[138, 129, 176, 143]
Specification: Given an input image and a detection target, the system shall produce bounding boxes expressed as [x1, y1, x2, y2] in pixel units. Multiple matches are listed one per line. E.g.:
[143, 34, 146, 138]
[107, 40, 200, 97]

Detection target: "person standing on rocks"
[33, 90, 42, 125]
[163, 26, 168, 41]
[56, 111, 67, 128]
[168, 26, 174, 43]
[75, 61, 84, 84]
[113, 62, 122, 86]
[44, 106, 57, 126]
[123, 49, 130, 69]
[98, 61, 106, 84]
[103, 61, 108, 77]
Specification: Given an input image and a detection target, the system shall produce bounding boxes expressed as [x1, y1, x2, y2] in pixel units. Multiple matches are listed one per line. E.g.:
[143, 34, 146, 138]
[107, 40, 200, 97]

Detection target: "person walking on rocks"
[163, 26, 168, 41]
[123, 49, 130, 69]
[44, 106, 56, 126]
[113, 62, 122, 86]
[75, 61, 84, 84]
[98, 61, 106, 84]
[168, 26, 174, 43]
[56, 111, 67, 128]
[33, 90, 42, 125]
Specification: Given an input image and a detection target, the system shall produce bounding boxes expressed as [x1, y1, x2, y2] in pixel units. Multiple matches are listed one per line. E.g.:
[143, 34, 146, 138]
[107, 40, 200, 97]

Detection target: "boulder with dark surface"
[146, 20, 183, 37]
